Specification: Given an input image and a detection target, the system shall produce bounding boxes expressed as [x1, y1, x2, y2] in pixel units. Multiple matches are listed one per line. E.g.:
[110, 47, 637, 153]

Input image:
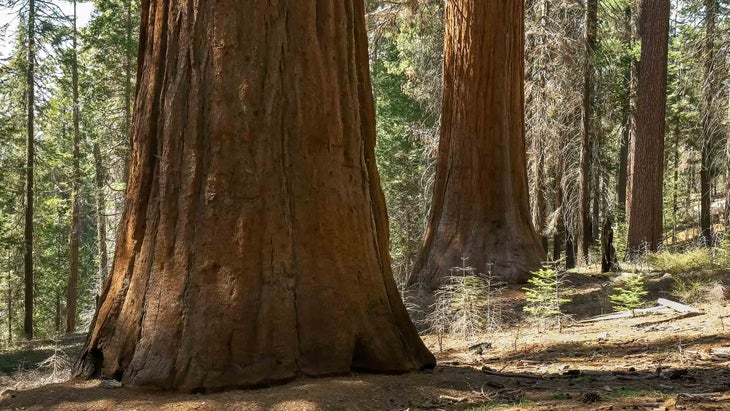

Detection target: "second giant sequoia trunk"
[626, 0, 670, 253]
[409, 0, 543, 288]
[75, 0, 434, 391]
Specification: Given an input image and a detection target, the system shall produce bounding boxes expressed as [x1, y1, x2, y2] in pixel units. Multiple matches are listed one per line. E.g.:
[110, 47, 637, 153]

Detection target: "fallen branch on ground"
[580, 298, 703, 323]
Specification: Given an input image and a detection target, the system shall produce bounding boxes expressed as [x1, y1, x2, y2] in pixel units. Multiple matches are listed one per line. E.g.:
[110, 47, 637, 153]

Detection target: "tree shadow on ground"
[491, 333, 728, 364]
[2, 357, 729, 411]
[0, 334, 85, 374]
[559, 270, 685, 320]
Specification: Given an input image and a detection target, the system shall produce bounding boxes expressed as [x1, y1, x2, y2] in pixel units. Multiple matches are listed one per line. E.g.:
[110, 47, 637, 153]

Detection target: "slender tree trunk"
[23, 0, 36, 340]
[725, 88, 730, 228]
[601, 217, 616, 272]
[616, 6, 636, 221]
[592, 108, 601, 244]
[566, 236, 576, 269]
[672, 122, 680, 244]
[7, 271, 12, 343]
[686, 160, 695, 232]
[75, 0, 434, 391]
[701, 147, 712, 244]
[700, 0, 717, 245]
[533, 0, 550, 255]
[409, 0, 543, 288]
[122, 0, 133, 184]
[66, 0, 80, 335]
[577, 0, 597, 265]
[553, 147, 564, 263]
[617, 6, 632, 217]
[626, 0, 670, 253]
[94, 142, 109, 285]
[55, 293, 61, 334]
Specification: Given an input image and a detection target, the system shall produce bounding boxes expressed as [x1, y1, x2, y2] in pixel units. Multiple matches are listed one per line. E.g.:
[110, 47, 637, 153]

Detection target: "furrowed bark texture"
[626, 0, 670, 253]
[75, 0, 434, 391]
[409, 0, 543, 288]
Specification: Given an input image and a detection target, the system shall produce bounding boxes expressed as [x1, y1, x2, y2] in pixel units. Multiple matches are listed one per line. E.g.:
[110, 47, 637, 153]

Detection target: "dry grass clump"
[649, 247, 715, 274]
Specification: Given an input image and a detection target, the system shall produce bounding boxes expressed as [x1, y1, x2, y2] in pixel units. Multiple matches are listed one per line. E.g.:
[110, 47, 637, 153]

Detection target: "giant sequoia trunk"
[408, 0, 543, 288]
[75, 0, 434, 391]
[626, 0, 670, 253]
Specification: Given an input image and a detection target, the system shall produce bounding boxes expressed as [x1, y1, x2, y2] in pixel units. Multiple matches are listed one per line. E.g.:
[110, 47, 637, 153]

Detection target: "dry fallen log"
[579, 306, 669, 323]
[657, 298, 702, 314]
[634, 312, 704, 329]
[480, 367, 545, 380]
[580, 298, 702, 323]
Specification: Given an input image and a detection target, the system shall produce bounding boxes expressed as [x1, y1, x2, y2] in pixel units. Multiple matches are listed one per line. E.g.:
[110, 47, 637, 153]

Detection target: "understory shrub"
[427, 260, 505, 351]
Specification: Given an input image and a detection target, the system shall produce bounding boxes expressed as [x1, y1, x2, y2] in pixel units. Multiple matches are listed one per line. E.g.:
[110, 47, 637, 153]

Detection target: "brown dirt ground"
[1, 276, 729, 410]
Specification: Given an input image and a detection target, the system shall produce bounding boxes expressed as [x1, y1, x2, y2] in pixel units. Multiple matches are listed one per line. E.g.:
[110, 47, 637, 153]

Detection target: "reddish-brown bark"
[626, 0, 670, 253]
[75, 0, 434, 391]
[408, 0, 543, 288]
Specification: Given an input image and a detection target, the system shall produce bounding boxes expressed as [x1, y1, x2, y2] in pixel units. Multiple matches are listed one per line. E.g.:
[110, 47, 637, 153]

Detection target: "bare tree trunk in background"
[7, 271, 12, 343]
[122, 0, 133, 184]
[533, 0, 550, 255]
[74, 0, 434, 391]
[23, 0, 36, 340]
[592, 104, 601, 244]
[672, 122, 680, 244]
[55, 293, 61, 334]
[626, 0, 670, 254]
[726, 88, 730, 229]
[617, 6, 632, 217]
[66, 0, 80, 334]
[601, 217, 616, 272]
[566, 236, 576, 269]
[616, 6, 636, 221]
[93, 142, 109, 285]
[553, 145, 564, 263]
[700, 0, 717, 245]
[578, 0, 597, 265]
[409, 0, 543, 288]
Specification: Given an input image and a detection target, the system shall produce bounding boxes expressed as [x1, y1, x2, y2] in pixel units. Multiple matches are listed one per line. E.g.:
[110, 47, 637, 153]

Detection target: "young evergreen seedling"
[523, 265, 571, 331]
[610, 273, 648, 313]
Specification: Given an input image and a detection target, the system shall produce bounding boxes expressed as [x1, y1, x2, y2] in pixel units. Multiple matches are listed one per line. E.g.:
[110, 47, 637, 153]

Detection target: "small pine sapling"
[610, 272, 648, 313]
[523, 265, 571, 331]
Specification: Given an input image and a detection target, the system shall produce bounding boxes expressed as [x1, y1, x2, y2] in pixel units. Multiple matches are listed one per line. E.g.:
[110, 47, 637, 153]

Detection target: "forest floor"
[1, 271, 729, 410]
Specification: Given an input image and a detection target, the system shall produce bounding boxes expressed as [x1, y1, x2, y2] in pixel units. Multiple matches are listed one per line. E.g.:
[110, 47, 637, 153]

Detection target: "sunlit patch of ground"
[1, 281, 729, 410]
